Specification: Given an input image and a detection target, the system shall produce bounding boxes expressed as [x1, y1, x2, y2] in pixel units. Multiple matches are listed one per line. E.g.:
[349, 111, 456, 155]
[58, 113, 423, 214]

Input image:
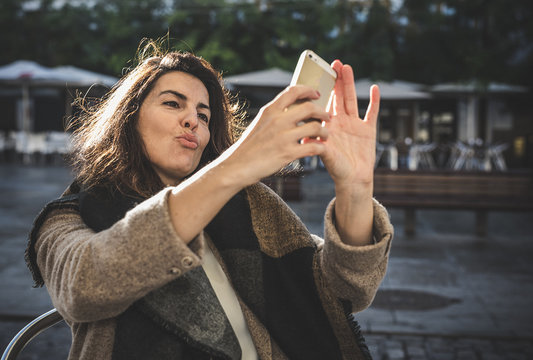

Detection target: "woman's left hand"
[316, 60, 380, 190]
[313, 60, 380, 246]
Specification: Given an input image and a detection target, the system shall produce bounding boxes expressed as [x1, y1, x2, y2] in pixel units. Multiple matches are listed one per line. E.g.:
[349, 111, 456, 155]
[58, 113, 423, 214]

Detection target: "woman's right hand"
[222, 85, 331, 187]
[168, 85, 330, 244]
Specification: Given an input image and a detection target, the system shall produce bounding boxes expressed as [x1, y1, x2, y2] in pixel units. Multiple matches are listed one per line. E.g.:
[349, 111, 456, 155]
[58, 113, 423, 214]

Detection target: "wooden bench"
[373, 169, 533, 236]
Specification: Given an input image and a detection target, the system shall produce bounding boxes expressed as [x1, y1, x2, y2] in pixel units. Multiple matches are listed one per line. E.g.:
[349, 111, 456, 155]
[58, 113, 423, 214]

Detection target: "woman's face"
[137, 71, 211, 185]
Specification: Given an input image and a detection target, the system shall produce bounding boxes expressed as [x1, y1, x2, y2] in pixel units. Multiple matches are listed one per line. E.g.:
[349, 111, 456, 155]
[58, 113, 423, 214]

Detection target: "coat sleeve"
[34, 187, 205, 323]
[318, 198, 393, 313]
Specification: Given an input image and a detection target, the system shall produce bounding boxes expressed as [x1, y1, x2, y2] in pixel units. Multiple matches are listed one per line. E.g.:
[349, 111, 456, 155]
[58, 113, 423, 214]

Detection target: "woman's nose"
[182, 108, 198, 130]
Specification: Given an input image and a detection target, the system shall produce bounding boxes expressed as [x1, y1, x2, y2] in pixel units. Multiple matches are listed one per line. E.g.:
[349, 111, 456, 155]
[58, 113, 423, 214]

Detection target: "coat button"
[169, 267, 181, 276]
[181, 256, 194, 268]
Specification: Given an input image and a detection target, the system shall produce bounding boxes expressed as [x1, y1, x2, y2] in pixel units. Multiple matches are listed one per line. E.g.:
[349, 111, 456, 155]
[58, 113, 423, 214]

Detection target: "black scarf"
[26, 183, 371, 360]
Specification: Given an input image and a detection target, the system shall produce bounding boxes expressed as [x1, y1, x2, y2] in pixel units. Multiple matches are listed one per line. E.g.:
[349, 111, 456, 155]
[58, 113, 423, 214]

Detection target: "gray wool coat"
[34, 183, 394, 360]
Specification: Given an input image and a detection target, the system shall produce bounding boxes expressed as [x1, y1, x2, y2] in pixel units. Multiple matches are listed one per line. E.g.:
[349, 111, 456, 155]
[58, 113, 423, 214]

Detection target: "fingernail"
[316, 90, 321, 97]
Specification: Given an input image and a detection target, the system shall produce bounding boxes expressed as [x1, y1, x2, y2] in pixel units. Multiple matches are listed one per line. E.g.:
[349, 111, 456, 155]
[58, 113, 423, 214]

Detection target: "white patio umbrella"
[50, 65, 118, 88]
[225, 69, 431, 100]
[0, 60, 118, 132]
[224, 68, 293, 89]
[0, 61, 58, 132]
[429, 81, 528, 94]
[354, 79, 431, 100]
[0, 60, 118, 87]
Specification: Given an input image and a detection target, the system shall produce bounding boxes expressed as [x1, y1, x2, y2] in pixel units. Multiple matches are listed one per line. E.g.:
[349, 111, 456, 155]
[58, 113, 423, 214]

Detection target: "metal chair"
[1, 309, 64, 360]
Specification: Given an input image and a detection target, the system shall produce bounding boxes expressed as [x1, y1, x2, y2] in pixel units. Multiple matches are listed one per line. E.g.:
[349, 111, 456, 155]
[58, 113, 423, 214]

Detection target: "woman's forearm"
[333, 183, 374, 246]
[167, 155, 250, 244]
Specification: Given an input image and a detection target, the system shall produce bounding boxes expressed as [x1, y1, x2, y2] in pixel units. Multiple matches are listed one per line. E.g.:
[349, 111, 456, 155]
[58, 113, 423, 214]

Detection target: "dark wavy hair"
[68, 40, 242, 198]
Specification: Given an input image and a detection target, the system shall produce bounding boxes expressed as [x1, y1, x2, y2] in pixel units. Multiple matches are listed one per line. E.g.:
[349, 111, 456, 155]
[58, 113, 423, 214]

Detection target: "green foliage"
[0, 0, 531, 88]
[398, 0, 533, 86]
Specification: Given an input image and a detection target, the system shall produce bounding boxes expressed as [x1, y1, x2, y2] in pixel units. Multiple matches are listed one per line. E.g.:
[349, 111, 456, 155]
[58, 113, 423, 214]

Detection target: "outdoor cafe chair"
[1, 309, 64, 360]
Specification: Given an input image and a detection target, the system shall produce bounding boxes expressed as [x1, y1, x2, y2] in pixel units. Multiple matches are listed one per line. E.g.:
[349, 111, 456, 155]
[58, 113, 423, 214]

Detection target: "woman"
[26, 44, 393, 360]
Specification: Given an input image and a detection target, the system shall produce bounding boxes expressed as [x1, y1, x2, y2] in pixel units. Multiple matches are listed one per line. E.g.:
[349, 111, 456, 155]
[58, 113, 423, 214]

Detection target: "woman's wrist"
[334, 180, 373, 202]
[333, 181, 374, 246]
[210, 149, 261, 190]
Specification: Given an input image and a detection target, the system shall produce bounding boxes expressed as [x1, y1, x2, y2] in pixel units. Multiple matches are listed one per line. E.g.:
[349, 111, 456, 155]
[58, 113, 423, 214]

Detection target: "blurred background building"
[226, 69, 532, 172]
[1, 0, 531, 170]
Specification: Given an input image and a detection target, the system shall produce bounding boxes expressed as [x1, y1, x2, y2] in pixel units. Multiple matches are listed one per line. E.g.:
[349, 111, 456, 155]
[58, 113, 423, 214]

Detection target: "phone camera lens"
[308, 54, 312, 58]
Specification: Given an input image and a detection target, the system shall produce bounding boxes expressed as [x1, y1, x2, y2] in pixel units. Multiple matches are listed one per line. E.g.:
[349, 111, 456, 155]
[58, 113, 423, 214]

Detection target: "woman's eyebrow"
[160, 90, 210, 111]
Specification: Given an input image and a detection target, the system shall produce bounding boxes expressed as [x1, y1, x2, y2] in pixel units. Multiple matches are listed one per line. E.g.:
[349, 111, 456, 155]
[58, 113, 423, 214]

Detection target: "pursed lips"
[176, 133, 199, 149]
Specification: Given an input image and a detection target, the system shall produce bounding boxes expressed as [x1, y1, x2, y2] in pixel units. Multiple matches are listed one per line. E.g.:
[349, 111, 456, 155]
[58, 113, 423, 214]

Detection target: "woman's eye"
[163, 101, 179, 108]
[198, 113, 209, 123]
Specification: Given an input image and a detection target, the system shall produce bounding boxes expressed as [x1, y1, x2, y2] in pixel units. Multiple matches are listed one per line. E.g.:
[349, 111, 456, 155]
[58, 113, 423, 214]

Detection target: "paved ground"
[1, 163, 532, 359]
[289, 170, 533, 359]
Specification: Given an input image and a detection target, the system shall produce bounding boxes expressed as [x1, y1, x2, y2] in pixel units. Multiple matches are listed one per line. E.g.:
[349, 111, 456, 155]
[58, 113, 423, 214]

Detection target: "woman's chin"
[159, 164, 201, 185]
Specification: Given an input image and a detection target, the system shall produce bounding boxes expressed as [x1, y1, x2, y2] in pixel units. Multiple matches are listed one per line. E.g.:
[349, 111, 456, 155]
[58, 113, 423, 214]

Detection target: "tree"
[0, 0, 530, 88]
[0, 0, 28, 65]
[397, 0, 533, 86]
[90, 0, 170, 75]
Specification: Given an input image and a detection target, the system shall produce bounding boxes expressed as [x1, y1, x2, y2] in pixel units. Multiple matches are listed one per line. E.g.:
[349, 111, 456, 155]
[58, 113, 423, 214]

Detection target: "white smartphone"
[290, 50, 337, 111]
